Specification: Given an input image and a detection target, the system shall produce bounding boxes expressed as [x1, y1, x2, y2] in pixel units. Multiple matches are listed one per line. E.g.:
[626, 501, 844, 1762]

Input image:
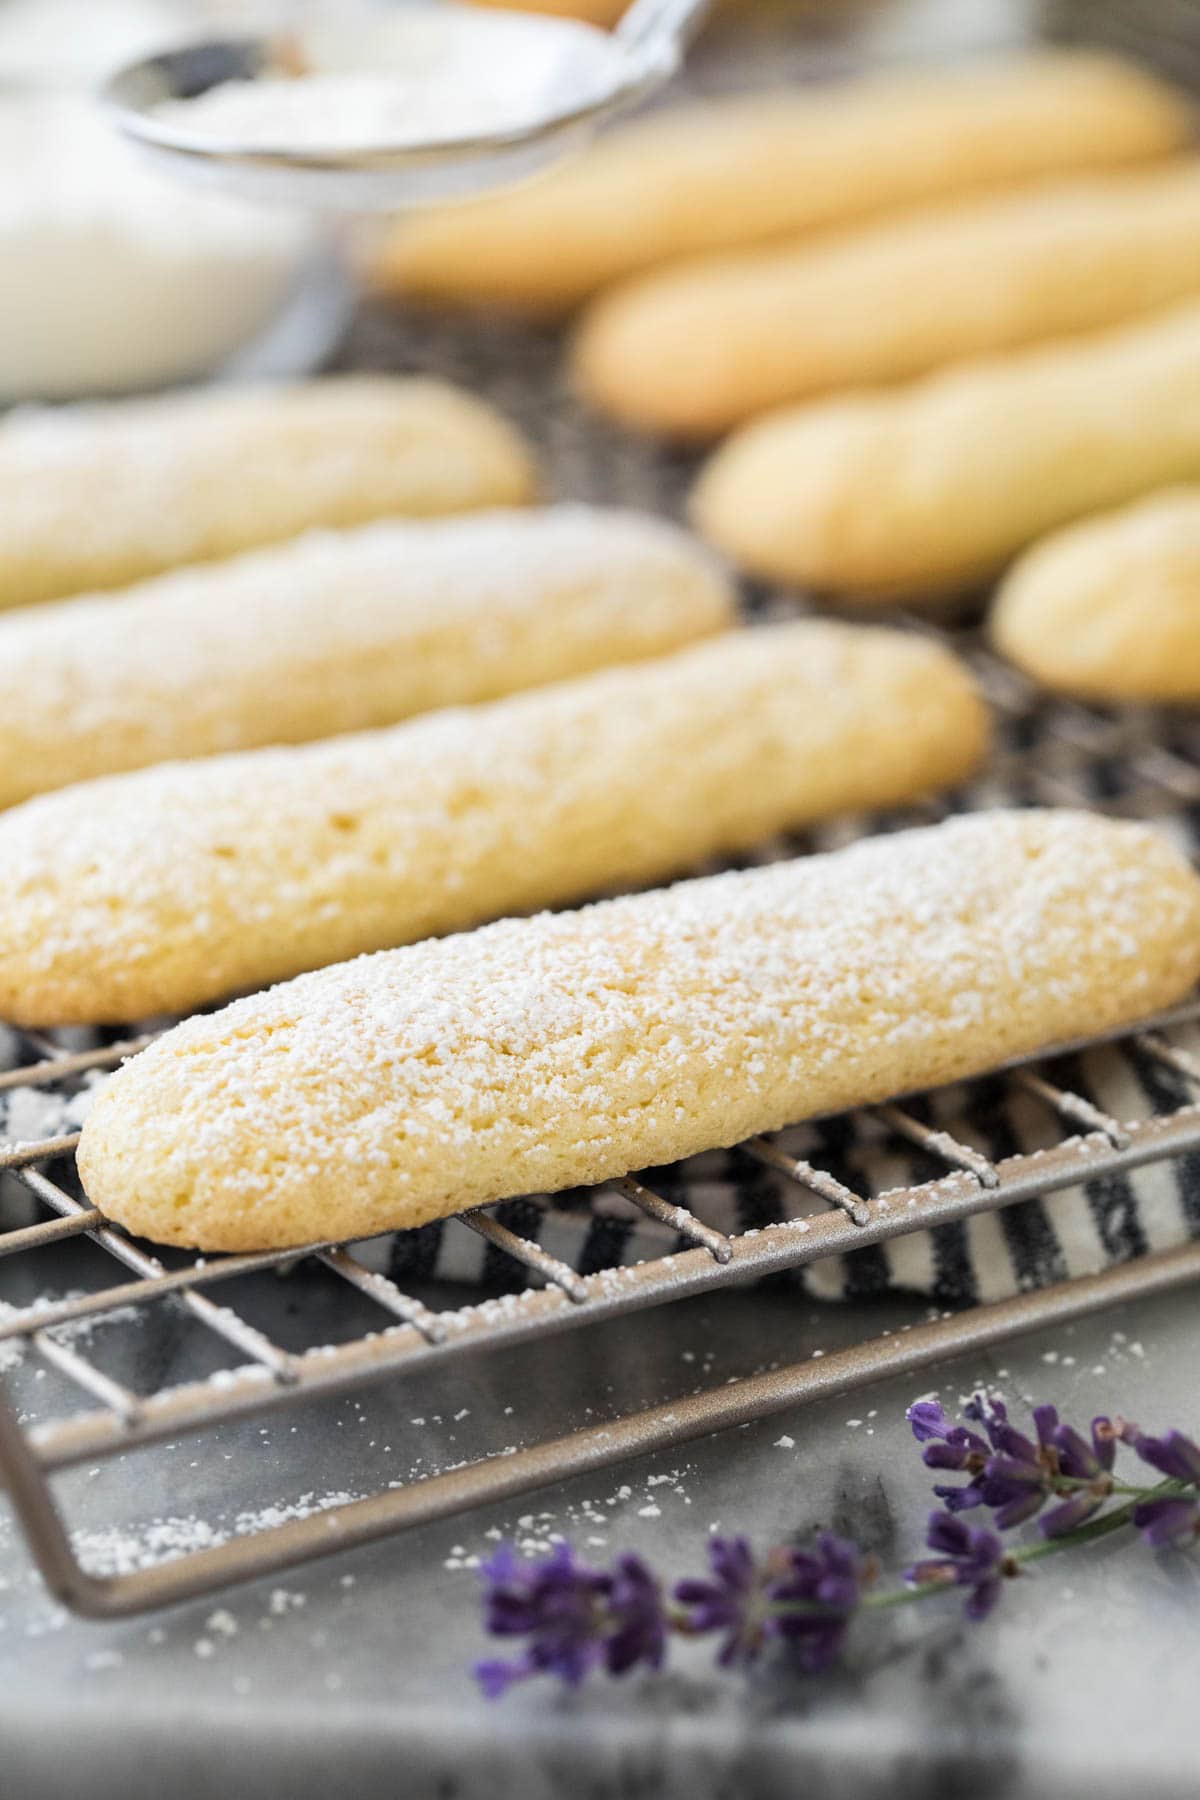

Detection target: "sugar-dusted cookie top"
[0, 376, 536, 609]
[0, 621, 986, 1025]
[77, 810, 1200, 1251]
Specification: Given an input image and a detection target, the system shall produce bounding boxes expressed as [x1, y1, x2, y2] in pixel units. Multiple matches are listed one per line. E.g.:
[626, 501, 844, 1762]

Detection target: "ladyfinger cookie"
[991, 488, 1200, 703]
[574, 162, 1200, 440]
[0, 376, 535, 610]
[692, 298, 1200, 600]
[0, 621, 987, 1026]
[76, 810, 1200, 1251]
[0, 507, 734, 808]
[373, 53, 1192, 316]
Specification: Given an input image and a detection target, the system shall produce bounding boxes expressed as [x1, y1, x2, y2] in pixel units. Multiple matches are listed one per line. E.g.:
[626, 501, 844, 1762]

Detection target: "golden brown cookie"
[991, 487, 1200, 702]
[573, 162, 1200, 440]
[76, 810, 1200, 1250]
[691, 299, 1200, 600]
[0, 506, 733, 807]
[0, 376, 535, 610]
[0, 621, 986, 1024]
[372, 53, 1192, 316]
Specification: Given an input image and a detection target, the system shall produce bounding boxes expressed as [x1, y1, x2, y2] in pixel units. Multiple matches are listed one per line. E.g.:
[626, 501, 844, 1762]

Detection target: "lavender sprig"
[473, 1396, 1200, 1696]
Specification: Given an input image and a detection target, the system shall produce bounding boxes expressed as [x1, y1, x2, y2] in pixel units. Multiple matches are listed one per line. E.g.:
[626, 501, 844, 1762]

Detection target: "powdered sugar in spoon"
[103, 0, 708, 211]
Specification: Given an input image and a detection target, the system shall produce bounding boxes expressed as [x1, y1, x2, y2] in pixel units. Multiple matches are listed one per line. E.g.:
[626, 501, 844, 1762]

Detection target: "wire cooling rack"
[5, 0, 1200, 1608]
[0, 633, 1199, 1617]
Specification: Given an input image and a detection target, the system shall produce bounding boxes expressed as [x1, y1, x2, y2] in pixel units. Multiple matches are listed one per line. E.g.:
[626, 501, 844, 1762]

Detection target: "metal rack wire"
[0, 636, 1197, 1617]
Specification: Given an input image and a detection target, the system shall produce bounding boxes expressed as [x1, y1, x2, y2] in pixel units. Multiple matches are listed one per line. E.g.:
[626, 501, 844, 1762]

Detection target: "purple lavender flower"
[908, 1395, 1115, 1532]
[906, 1511, 1011, 1621]
[767, 1531, 867, 1674]
[1132, 1495, 1200, 1547]
[605, 1553, 668, 1674]
[905, 1398, 993, 1513]
[674, 1531, 867, 1672]
[1037, 1412, 1117, 1538]
[474, 1541, 666, 1696]
[674, 1535, 763, 1666]
[971, 1397, 1057, 1529]
[1126, 1427, 1200, 1487]
[908, 1394, 1041, 1521]
[1123, 1427, 1200, 1548]
[907, 1400, 959, 1444]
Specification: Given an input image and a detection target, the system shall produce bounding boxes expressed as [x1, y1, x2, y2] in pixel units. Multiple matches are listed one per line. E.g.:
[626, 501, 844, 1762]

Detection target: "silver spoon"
[103, 0, 710, 212]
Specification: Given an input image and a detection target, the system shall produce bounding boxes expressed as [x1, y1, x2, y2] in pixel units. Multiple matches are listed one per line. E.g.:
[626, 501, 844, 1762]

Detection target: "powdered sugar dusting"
[0, 1287, 144, 1373]
[0, 1069, 103, 1153]
[0, 375, 532, 610]
[71, 1490, 357, 1579]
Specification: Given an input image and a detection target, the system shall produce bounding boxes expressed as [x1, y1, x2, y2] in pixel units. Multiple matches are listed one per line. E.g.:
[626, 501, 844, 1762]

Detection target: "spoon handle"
[615, 0, 711, 58]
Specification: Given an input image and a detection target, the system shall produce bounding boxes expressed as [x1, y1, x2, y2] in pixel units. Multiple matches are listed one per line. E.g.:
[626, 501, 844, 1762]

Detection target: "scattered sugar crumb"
[269, 1589, 305, 1615]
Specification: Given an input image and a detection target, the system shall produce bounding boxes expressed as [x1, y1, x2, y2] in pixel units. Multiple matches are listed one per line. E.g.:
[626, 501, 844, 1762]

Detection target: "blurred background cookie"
[992, 488, 1200, 702]
[370, 51, 1191, 316]
[572, 162, 1200, 440]
[691, 299, 1200, 599]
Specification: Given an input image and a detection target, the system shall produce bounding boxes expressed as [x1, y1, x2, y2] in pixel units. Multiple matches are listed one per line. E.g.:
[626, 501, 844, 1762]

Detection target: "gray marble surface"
[0, 1243, 1196, 1800]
